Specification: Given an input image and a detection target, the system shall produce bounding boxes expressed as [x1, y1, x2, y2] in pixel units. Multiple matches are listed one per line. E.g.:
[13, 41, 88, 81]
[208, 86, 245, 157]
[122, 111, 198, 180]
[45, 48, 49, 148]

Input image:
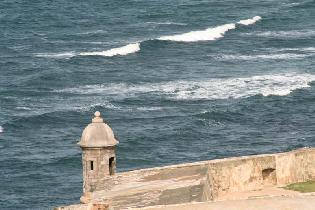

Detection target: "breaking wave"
[0, 126, 3, 133]
[157, 16, 261, 42]
[35, 16, 261, 58]
[34, 43, 140, 58]
[56, 73, 315, 100]
[157, 24, 236, 42]
[237, 16, 262, 25]
[79, 43, 140, 57]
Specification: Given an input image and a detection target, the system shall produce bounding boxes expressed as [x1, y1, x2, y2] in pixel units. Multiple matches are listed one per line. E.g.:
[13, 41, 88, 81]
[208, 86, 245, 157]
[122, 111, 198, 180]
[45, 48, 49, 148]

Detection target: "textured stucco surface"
[79, 112, 118, 194]
[82, 148, 116, 193]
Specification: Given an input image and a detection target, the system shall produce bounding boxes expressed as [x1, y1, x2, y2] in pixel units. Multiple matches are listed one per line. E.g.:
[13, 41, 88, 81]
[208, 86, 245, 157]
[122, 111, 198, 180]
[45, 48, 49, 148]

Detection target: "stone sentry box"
[78, 111, 118, 195]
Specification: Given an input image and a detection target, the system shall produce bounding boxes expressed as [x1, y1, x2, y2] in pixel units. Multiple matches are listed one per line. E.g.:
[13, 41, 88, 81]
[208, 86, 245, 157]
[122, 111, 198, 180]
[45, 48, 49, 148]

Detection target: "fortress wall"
[203, 148, 315, 200]
[54, 204, 88, 210]
[92, 148, 315, 206]
[92, 163, 209, 209]
[307, 150, 315, 179]
[94, 161, 210, 192]
[54, 203, 110, 210]
[57, 148, 315, 210]
[200, 170, 214, 201]
[275, 148, 315, 185]
[205, 155, 276, 200]
[275, 151, 296, 185]
[293, 148, 315, 182]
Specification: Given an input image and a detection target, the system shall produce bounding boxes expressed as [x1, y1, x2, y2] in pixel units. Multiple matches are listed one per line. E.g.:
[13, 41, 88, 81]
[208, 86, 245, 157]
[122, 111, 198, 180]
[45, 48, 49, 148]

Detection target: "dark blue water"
[1, 0, 315, 209]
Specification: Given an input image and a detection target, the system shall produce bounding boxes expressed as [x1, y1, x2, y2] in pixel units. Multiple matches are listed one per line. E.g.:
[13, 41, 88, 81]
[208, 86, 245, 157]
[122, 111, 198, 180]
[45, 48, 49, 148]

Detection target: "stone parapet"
[55, 203, 111, 210]
[57, 147, 315, 210]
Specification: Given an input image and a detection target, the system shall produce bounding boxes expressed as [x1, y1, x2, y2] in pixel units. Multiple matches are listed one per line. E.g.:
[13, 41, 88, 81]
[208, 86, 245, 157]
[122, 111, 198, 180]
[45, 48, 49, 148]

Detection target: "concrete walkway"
[134, 195, 315, 210]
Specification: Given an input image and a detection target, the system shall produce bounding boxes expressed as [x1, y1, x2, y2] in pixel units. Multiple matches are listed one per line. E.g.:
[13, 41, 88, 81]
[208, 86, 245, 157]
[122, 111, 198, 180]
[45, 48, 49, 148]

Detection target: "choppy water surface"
[1, 0, 315, 209]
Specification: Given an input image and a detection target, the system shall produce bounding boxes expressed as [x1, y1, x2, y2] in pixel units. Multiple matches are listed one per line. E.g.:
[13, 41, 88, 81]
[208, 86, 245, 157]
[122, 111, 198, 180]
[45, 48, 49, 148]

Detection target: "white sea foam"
[146, 21, 187, 26]
[273, 47, 315, 52]
[0, 126, 3, 133]
[16, 106, 32, 110]
[34, 52, 76, 59]
[79, 101, 122, 111]
[76, 30, 107, 35]
[57, 73, 315, 100]
[137, 107, 162, 111]
[216, 53, 311, 61]
[237, 16, 262, 25]
[157, 23, 236, 42]
[296, 47, 315, 52]
[79, 43, 140, 57]
[244, 30, 315, 38]
[284, 2, 301, 7]
[157, 15, 262, 42]
[17, 100, 122, 118]
[34, 43, 140, 59]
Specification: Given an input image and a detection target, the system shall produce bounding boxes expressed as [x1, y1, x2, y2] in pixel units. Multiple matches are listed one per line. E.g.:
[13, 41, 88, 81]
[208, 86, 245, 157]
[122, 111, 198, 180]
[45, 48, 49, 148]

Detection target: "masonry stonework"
[56, 112, 315, 210]
[78, 111, 118, 198]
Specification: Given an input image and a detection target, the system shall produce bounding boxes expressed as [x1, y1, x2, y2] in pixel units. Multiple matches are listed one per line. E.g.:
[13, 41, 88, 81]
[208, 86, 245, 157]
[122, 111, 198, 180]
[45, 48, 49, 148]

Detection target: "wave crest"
[79, 43, 140, 57]
[157, 23, 236, 42]
[238, 16, 262, 25]
[34, 16, 262, 58]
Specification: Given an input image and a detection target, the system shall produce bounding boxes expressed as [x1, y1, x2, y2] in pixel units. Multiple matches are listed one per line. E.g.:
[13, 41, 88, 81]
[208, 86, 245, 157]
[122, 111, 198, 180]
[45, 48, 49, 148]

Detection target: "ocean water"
[1, 0, 315, 209]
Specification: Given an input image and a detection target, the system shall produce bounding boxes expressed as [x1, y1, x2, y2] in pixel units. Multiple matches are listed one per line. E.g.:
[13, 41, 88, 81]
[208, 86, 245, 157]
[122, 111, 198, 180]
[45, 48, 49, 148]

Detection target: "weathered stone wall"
[204, 155, 276, 199]
[93, 163, 209, 209]
[276, 148, 315, 185]
[275, 150, 299, 185]
[82, 148, 116, 193]
[58, 148, 315, 210]
[293, 149, 315, 182]
[201, 148, 315, 200]
[55, 203, 111, 210]
[200, 170, 214, 201]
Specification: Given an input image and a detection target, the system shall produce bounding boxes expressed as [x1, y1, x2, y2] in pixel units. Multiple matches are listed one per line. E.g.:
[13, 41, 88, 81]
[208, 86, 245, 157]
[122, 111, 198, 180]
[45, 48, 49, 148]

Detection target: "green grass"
[284, 181, 315, 193]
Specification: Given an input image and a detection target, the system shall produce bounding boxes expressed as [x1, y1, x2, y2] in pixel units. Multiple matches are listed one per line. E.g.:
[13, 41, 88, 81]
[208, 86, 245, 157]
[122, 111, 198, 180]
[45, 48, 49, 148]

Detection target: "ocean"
[0, 0, 315, 209]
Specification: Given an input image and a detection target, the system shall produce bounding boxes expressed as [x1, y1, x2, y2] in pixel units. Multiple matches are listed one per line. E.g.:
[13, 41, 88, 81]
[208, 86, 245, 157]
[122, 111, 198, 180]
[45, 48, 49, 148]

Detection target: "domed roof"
[78, 111, 119, 148]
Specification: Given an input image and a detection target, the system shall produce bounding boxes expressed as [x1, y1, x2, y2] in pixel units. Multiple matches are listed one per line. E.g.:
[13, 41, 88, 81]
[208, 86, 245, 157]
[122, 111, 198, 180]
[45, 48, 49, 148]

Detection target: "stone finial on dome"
[78, 111, 119, 148]
[92, 111, 103, 123]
